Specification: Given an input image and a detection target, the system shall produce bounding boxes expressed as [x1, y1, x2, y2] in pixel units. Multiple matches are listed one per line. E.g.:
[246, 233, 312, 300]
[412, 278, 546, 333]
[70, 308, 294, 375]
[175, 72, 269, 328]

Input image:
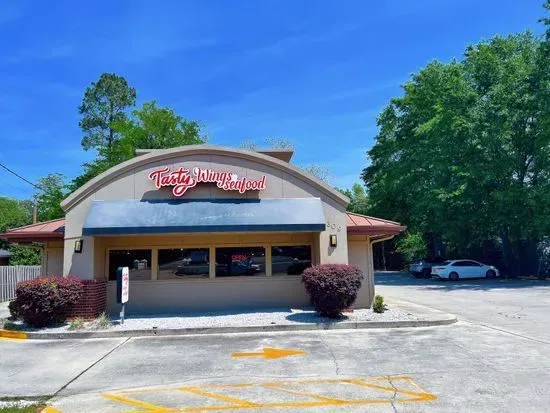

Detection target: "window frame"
[107, 248, 154, 281]
[105, 241, 315, 282]
[270, 244, 313, 276]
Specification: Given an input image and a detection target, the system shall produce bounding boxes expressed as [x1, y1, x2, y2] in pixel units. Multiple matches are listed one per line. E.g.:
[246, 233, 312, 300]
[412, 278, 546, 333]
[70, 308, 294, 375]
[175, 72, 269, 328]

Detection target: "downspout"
[369, 235, 396, 246]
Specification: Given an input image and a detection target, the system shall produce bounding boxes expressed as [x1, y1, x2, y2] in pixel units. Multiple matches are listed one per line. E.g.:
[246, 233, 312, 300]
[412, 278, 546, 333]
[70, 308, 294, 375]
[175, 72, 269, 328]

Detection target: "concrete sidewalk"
[0, 301, 9, 319]
[2, 299, 456, 340]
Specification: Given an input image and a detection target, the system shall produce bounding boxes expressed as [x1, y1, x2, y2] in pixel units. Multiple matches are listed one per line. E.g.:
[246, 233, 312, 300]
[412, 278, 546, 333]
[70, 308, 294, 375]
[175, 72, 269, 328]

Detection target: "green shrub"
[94, 312, 112, 329]
[396, 232, 427, 264]
[301, 264, 363, 318]
[8, 300, 19, 320]
[68, 318, 85, 330]
[372, 294, 388, 313]
[12, 277, 83, 328]
[3, 321, 24, 331]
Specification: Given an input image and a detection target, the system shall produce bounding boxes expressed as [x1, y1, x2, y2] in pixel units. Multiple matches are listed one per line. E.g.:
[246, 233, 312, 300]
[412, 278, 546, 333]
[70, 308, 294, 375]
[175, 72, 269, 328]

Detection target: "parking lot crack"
[387, 376, 398, 413]
[319, 334, 341, 375]
[53, 337, 131, 397]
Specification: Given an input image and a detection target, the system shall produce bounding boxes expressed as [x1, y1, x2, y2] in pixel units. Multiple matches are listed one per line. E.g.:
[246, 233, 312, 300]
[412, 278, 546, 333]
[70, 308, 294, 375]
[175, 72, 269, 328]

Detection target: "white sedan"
[431, 260, 500, 280]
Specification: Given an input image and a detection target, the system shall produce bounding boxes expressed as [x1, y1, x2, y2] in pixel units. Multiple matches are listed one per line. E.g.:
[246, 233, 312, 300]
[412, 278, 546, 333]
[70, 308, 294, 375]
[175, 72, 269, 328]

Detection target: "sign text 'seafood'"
[148, 167, 267, 196]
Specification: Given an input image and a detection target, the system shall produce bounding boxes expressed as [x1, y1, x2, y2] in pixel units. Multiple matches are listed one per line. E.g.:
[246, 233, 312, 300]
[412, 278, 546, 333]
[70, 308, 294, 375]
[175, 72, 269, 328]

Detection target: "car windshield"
[442, 261, 452, 266]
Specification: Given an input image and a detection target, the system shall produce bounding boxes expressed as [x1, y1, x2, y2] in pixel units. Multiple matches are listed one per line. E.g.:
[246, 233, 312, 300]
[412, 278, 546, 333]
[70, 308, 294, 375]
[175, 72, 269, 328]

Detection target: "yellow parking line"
[41, 407, 64, 413]
[101, 375, 437, 412]
[346, 378, 437, 401]
[262, 383, 348, 404]
[102, 392, 178, 412]
[179, 386, 260, 408]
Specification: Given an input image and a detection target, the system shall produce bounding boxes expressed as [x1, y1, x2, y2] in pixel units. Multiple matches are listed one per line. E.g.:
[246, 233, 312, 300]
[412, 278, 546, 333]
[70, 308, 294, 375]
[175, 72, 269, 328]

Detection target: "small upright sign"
[117, 267, 129, 304]
[116, 267, 129, 324]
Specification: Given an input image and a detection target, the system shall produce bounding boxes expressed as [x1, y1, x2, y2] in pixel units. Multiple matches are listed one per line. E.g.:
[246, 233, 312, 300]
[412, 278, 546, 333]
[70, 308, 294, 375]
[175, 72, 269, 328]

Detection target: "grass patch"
[68, 318, 85, 331]
[0, 405, 45, 412]
[94, 312, 112, 329]
[0, 397, 51, 413]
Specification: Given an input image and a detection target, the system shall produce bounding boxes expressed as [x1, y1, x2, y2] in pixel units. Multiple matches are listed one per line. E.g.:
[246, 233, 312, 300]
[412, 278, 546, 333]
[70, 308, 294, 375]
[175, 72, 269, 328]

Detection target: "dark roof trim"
[84, 224, 325, 236]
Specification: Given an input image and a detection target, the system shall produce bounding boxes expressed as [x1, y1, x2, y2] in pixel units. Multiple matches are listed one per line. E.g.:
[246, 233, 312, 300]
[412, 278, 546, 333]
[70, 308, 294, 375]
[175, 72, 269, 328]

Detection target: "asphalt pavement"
[376, 271, 550, 342]
[1, 273, 549, 412]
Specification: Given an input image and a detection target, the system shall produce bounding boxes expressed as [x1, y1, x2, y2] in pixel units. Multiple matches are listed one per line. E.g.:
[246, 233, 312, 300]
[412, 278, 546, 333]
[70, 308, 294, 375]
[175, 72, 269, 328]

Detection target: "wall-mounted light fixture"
[74, 239, 83, 253]
[329, 234, 337, 247]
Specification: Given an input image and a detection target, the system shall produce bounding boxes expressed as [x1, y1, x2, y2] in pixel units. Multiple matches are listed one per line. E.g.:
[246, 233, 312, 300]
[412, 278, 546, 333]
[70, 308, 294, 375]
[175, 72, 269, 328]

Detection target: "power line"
[0, 163, 43, 191]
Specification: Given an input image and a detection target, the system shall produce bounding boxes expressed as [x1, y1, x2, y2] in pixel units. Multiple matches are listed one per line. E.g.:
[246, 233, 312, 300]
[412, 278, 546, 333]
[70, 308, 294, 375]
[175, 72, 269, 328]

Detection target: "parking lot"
[376, 271, 550, 342]
[1, 273, 549, 412]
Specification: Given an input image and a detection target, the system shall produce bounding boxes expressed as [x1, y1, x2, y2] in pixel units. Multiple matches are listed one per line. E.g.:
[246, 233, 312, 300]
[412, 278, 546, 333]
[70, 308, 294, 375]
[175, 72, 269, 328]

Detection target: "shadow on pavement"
[375, 272, 550, 291]
[285, 312, 350, 323]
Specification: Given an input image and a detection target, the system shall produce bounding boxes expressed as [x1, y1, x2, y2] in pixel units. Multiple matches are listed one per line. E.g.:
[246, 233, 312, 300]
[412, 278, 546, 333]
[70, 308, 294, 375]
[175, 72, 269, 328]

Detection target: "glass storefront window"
[215, 247, 266, 277]
[271, 245, 312, 276]
[158, 248, 210, 279]
[108, 249, 152, 281]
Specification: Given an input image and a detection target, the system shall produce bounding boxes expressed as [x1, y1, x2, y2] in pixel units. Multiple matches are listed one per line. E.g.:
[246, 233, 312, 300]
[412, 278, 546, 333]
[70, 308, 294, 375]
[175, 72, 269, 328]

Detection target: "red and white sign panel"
[120, 267, 129, 304]
[148, 167, 267, 197]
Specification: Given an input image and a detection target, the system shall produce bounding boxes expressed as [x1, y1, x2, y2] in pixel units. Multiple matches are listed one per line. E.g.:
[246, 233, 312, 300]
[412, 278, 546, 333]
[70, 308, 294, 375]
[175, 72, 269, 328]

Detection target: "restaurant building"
[1, 145, 404, 316]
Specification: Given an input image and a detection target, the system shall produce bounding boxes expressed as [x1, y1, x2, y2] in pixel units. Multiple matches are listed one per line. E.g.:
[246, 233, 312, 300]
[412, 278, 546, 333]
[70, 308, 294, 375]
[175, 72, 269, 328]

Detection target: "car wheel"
[486, 269, 496, 279]
[449, 272, 459, 281]
[422, 269, 431, 278]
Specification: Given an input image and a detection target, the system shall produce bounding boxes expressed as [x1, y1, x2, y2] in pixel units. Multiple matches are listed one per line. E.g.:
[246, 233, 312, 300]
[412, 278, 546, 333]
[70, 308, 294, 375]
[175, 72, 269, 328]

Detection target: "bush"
[301, 264, 363, 318]
[396, 232, 427, 264]
[372, 294, 388, 313]
[68, 318, 85, 330]
[94, 312, 112, 330]
[12, 277, 83, 328]
[8, 300, 19, 319]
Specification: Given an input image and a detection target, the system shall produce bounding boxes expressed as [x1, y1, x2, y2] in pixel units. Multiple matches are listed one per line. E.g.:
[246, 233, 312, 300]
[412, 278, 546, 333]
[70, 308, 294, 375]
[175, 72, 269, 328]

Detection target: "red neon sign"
[148, 167, 267, 196]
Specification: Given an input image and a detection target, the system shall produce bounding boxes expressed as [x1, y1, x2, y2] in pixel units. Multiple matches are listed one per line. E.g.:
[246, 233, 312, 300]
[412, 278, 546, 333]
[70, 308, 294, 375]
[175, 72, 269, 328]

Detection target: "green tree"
[112, 101, 206, 159]
[72, 97, 205, 191]
[34, 174, 66, 221]
[339, 183, 369, 215]
[0, 197, 33, 234]
[363, 31, 550, 274]
[8, 244, 41, 265]
[79, 73, 137, 159]
[396, 232, 428, 264]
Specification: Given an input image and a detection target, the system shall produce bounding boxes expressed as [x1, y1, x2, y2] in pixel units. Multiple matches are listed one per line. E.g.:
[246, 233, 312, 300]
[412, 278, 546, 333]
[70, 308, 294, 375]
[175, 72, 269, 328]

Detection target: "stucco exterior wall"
[56, 146, 373, 314]
[41, 240, 64, 276]
[95, 232, 314, 314]
[106, 276, 310, 314]
[348, 235, 374, 308]
[63, 148, 349, 279]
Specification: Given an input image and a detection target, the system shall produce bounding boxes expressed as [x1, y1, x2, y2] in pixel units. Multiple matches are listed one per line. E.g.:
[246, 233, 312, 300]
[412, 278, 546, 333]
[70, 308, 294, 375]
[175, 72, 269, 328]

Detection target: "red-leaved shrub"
[13, 277, 83, 327]
[301, 264, 363, 317]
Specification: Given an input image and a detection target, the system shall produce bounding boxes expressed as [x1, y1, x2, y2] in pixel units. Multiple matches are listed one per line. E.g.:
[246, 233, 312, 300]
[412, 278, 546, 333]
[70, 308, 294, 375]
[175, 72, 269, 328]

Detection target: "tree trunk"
[501, 232, 520, 277]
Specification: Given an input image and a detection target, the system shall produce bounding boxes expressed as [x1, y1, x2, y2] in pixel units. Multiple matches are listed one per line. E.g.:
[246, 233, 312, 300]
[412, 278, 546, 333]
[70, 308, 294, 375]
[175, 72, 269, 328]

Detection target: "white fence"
[0, 266, 41, 302]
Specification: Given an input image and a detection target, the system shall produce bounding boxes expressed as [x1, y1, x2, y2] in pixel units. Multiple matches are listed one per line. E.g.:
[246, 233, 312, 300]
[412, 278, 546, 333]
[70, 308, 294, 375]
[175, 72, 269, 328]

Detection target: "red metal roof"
[346, 212, 406, 236]
[0, 213, 405, 242]
[0, 218, 65, 242]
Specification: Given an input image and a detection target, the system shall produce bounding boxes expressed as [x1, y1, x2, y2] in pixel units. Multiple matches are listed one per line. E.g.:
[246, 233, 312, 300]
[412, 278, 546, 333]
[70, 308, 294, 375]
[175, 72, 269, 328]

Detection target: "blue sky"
[0, 0, 545, 199]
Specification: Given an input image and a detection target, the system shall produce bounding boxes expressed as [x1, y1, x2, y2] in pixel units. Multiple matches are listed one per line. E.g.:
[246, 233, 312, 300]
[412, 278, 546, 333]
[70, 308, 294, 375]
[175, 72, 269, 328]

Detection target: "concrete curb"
[8, 316, 457, 340]
[0, 329, 29, 339]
